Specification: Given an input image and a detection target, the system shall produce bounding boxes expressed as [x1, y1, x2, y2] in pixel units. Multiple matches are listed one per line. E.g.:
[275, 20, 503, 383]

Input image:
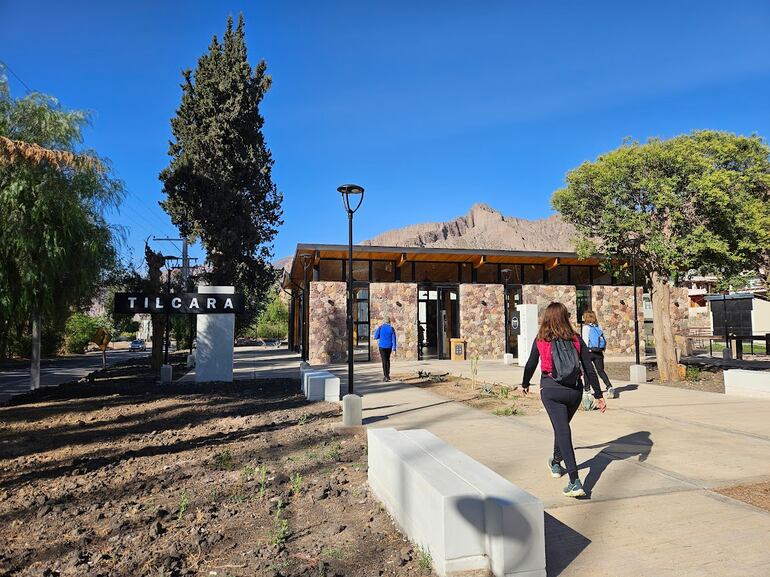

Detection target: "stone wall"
[590, 285, 645, 355]
[459, 284, 505, 360]
[369, 283, 419, 362]
[522, 285, 577, 321]
[308, 281, 347, 365]
[670, 286, 690, 335]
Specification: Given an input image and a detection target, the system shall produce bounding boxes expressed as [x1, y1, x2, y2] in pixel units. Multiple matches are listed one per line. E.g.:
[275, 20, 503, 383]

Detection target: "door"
[505, 285, 523, 357]
[354, 286, 370, 361]
[418, 286, 459, 359]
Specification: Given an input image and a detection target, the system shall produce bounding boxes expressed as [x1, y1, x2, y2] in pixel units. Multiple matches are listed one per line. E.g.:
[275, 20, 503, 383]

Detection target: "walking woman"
[522, 302, 606, 498]
[581, 310, 614, 398]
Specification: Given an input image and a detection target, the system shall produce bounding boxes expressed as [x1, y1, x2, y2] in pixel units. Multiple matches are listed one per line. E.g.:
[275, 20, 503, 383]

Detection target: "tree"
[159, 14, 283, 324]
[553, 131, 770, 381]
[0, 77, 123, 384]
[249, 291, 288, 340]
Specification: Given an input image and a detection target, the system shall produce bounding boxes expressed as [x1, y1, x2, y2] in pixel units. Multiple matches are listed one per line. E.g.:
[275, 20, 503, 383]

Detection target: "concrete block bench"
[724, 369, 770, 399]
[368, 428, 545, 577]
[300, 368, 340, 402]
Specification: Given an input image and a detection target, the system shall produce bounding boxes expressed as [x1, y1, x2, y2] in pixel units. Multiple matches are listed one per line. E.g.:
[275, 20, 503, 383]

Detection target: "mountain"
[361, 203, 576, 252]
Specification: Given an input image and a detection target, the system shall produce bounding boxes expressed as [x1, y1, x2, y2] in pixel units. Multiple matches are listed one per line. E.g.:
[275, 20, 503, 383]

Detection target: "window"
[499, 265, 522, 284]
[571, 266, 591, 285]
[414, 262, 459, 283]
[523, 264, 544, 284]
[318, 259, 343, 281]
[547, 266, 569, 285]
[576, 286, 592, 325]
[476, 263, 498, 283]
[460, 263, 472, 283]
[592, 266, 613, 285]
[348, 260, 369, 282]
[400, 262, 414, 282]
[372, 261, 395, 282]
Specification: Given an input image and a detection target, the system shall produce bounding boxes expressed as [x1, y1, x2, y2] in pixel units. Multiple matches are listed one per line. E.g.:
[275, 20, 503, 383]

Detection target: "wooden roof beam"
[473, 255, 486, 269]
[544, 257, 560, 271]
[396, 253, 408, 268]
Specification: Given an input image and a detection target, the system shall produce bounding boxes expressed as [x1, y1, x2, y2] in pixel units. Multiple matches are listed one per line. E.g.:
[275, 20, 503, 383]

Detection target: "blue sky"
[3, 1, 770, 267]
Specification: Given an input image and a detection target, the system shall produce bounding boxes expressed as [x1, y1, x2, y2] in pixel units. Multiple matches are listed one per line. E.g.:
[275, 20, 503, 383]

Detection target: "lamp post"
[632, 251, 640, 366]
[301, 254, 312, 361]
[338, 184, 365, 398]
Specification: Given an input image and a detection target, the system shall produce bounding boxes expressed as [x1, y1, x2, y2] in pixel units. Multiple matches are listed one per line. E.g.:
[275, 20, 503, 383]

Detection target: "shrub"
[63, 313, 102, 354]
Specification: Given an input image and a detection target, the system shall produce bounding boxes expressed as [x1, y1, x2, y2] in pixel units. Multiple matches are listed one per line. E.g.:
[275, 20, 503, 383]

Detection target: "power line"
[0, 60, 33, 93]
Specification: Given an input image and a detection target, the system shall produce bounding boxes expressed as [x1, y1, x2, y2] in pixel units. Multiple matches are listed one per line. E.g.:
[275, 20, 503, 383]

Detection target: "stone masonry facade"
[369, 283, 419, 362]
[308, 281, 347, 365]
[522, 285, 577, 321]
[591, 286, 645, 355]
[459, 284, 506, 360]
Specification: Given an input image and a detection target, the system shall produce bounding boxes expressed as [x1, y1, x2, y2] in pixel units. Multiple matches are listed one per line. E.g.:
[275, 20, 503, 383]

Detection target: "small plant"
[470, 354, 480, 390]
[324, 443, 342, 462]
[416, 544, 432, 571]
[493, 404, 518, 416]
[685, 365, 701, 381]
[258, 464, 268, 500]
[499, 385, 510, 399]
[213, 449, 234, 470]
[290, 472, 303, 495]
[268, 502, 290, 546]
[481, 382, 494, 396]
[178, 490, 190, 519]
[298, 413, 309, 426]
[322, 547, 344, 559]
[241, 464, 257, 481]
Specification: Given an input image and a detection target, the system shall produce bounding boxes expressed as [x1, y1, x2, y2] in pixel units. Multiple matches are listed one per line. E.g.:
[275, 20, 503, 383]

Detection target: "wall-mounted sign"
[510, 311, 521, 336]
[114, 293, 244, 314]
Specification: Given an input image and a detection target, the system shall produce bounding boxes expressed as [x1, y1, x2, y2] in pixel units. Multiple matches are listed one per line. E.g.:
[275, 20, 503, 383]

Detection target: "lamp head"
[338, 183, 365, 214]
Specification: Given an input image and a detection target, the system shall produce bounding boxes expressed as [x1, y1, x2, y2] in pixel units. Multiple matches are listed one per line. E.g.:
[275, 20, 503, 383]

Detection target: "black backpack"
[551, 338, 582, 386]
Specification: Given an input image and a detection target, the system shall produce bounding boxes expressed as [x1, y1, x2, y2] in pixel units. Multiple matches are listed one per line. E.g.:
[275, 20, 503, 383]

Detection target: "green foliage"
[258, 464, 268, 500]
[493, 404, 519, 416]
[552, 131, 770, 284]
[245, 290, 288, 339]
[0, 77, 123, 359]
[63, 312, 109, 354]
[290, 472, 303, 495]
[416, 545, 432, 571]
[268, 501, 290, 546]
[323, 443, 342, 462]
[178, 490, 190, 519]
[499, 385, 510, 399]
[240, 464, 257, 481]
[159, 14, 283, 327]
[685, 365, 701, 381]
[212, 449, 234, 470]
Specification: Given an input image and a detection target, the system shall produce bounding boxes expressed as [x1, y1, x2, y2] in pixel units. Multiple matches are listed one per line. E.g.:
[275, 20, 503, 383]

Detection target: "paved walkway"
[321, 355, 770, 577]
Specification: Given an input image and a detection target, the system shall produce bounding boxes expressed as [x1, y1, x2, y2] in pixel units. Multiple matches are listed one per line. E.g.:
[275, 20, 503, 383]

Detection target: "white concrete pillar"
[630, 364, 646, 384]
[342, 394, 363, 426]
[160, 364, 173, 384]
[195, 285, 235, 383]
[517, 304, 539, 367]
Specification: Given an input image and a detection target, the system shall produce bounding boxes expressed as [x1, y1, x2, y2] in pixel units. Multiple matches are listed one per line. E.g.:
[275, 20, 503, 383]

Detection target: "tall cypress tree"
[160, 14, 282, 321]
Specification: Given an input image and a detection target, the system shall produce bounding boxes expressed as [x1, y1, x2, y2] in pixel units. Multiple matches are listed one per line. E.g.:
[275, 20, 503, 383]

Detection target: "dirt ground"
[0, 359, 433, 577]
[602, 362, 725, 393]
[716, 482, 770, 514]
[393, 373, 544, 417]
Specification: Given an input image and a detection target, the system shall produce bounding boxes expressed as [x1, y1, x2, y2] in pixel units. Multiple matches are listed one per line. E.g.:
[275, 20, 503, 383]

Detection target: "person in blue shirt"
[373, 315, 397, 382]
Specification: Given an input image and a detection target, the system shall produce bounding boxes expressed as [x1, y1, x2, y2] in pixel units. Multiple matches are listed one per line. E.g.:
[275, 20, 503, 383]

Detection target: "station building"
[283, 244, 649, 365]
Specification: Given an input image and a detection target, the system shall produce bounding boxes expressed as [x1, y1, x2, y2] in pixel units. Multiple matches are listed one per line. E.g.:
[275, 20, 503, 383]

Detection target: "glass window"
[499, 265, 522, 285]
[372, 261, 395, 282]
[476, 263, 498, 283]
[346, 260, 369, 282]
[592, 266, 613, 285]
[576, 287, 592, 324]
[523, 264, 544, 284]
[414, 262, 459, 283]
[460, 263, 472, 283]
[318, 259, 343, 281]
[547, 266, 569, 285]
[571, 266, 591, 285]
[400, 262, 414, 282]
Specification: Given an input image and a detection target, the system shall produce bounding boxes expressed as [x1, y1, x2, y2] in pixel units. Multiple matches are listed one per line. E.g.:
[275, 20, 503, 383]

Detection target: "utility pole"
[154, 237, 197, 351]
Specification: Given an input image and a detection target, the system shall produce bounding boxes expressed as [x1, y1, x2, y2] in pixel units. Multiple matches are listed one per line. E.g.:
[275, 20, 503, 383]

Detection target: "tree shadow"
[576, 431, 653, 496]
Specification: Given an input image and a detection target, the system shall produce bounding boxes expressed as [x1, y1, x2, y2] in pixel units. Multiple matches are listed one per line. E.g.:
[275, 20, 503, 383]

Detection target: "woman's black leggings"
[589, 351, 612, 389]
[540, 382, 582, 482]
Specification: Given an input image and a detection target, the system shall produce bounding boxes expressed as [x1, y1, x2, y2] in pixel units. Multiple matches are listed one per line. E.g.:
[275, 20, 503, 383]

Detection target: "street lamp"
[300, 253, 312, 361]
[338, 184, 365, 398]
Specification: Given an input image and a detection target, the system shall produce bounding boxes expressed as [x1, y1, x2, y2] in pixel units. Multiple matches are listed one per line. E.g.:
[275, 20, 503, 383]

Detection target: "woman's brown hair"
[582, 310, 597, 324]
[537, 302, 578, 342]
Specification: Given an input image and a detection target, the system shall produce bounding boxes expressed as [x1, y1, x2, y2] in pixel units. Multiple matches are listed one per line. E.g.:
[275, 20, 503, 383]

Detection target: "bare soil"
[603, 362, 725, 394]
[0, 359, 432, 577]
[716, 482, 770, 514]
[393, 373, 543, 417]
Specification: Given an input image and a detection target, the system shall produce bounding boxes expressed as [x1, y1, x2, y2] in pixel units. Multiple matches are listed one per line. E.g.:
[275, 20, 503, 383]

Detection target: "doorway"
[418, 286, 459, 359]
[353, 285, 370, 361]
[505, 285, 523, 358]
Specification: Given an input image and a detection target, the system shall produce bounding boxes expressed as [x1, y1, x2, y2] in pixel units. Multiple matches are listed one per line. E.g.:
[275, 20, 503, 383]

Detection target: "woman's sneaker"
[547, 457, 567, 478]
[606, 386, 615, 398]
[563, 479, 586, 498]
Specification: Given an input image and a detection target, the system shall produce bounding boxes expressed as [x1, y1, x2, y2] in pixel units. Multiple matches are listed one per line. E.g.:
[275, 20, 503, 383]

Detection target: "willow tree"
[0, 78, 123, 385]
[160, 14, 283, 324]
[553, 131, 770, 381]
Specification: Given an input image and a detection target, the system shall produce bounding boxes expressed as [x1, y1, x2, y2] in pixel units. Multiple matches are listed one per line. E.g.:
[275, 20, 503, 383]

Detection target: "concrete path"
[323, 356, 770, 577]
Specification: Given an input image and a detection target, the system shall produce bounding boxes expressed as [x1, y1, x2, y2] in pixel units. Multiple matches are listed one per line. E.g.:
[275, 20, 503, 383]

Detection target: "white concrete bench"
[368, 428, 545, 577]
[300, 368, 340, 402]
[724, 369, 770, 399]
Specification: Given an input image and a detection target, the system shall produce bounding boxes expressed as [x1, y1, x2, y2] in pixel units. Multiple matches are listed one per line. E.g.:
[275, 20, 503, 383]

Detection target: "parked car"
[129, 339, 146, 352]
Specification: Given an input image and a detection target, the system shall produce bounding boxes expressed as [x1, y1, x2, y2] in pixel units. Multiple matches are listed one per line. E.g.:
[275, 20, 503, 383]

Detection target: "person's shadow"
[576, 431, 653, 496]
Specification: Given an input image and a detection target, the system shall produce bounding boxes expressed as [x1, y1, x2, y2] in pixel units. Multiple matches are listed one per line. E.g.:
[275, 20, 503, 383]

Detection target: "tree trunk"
[30, 312, 41, 390]
[150, 313, 164, 371]
[650, 272, 681, 382]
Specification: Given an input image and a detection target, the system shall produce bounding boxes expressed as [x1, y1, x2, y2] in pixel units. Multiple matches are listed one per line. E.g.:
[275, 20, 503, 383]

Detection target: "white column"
[517, 304, 539, 367]
[195, 285, 235, 383]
